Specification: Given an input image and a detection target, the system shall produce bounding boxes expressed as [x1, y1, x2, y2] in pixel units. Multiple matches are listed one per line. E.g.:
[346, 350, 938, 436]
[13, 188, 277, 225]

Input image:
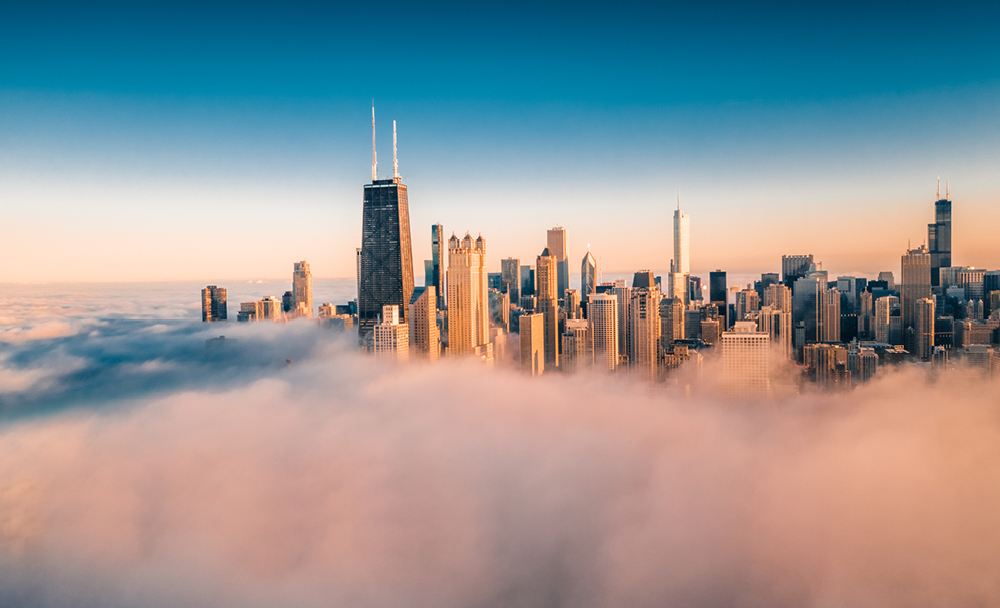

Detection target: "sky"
[2, 0, 1000, 283]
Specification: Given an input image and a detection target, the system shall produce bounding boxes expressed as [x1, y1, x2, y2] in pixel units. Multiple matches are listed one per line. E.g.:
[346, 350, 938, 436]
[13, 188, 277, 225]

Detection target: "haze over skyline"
[3, 1, 1000, 283]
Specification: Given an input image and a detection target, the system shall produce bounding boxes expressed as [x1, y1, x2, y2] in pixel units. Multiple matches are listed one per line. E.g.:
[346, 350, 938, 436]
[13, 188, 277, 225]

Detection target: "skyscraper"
[720, 322, 770, 399]
[763, 283, 792, 313]
[782, 255, 814, 287]
[373, 305, 409, 362]
[670, 198, 690, 304]
[735, 289, 760, 322]
[547, 226, 569, 300]
[581, 250, 597, 307]
[612, 280, 632, 363]
[901, 245, 931, 345]
[927, 179, 952, 287]
[536, 247, 560, 368]
[201, 286, 227, 322]
[560, 318, 592, 373]
[446, 232, 493, 362]
[821, 287, 841, 343]
[709, 270, 727, 330]
[359, 111, 414, 342]
[292, 260, 313, 317]
[916, 297, 935, 361]
[408, 286, 440, 361]
[630, 285, 661, 381]
[589, 292, 619, 371]
[501, 258, 521, 303]
[430, 224, 445, 309]
[519, 313, 544, 376]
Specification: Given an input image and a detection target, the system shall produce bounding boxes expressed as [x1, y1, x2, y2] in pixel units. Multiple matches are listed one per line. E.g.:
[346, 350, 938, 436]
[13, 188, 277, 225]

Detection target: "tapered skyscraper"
[927, 179, 952, 287]
[359, 110, 414, 341]
[581, 250, 597, 306]
[670, 195, 690, 304]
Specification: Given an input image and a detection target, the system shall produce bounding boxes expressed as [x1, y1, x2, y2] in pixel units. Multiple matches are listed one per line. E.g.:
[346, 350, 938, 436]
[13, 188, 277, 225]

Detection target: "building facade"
[201, 286, 227, 322]
[446, 232, 493, 362]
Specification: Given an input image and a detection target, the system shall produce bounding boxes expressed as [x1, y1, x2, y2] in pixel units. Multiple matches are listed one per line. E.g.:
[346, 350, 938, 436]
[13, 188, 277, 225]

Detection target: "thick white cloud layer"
[1, 286, 999, 606]
[2, 348, 999, 607]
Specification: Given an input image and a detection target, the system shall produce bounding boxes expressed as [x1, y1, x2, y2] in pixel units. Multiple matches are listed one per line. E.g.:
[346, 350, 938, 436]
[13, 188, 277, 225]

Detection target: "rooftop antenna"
[936, 176, 940, 200]
[677, 189, 680, 211]
[371, 102, 377, 182]
[392, 120, 399, 179]
[946, 179, 950, 200]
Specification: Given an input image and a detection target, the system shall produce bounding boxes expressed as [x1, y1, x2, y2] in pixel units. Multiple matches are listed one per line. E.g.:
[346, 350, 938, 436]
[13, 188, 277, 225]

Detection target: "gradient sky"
[2, 0, 999, 284]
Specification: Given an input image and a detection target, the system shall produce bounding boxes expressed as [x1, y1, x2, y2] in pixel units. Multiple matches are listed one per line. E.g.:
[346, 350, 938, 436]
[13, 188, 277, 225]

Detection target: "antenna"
[393, 120, 399, 179]
[936, 176, 940, 200]
[946, 179, 950, 200]
[371, 102, 377, 182]
[676, 189, 680, 211]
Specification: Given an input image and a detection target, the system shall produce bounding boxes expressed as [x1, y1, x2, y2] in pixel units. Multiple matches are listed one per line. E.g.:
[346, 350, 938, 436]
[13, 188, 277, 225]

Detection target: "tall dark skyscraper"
[431, 223, 445, 309]
[358, 110, 414, 341]
[709, 270, 728, 330]
[782, 254, 814, 287]
[927, 179, 952, 287]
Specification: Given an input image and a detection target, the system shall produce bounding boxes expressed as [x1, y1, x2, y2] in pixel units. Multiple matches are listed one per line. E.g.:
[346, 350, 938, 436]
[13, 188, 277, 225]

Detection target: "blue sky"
[2, 1, 999, 282]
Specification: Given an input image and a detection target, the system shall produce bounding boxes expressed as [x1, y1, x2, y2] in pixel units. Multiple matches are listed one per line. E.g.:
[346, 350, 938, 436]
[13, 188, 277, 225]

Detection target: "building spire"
[946, 179, 950, 200]
[371, 102, 378, 182]
[936, 176, 940, 200]
[677, 189, 680, 211]
[392, 120, 399, 179]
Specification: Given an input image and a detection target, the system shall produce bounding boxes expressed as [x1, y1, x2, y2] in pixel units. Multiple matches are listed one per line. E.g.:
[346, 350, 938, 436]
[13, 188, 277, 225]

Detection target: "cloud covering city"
[2, 291, 1000, 607]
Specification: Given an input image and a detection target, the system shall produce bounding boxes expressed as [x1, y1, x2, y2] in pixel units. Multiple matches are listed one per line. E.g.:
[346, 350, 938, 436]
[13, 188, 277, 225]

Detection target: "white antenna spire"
[946, 179, 950, 200]
[936, 176, 940, 200]
[677, 189, 680, 211]
[392, 120, 399, 179]
[371, 102, 377, 182]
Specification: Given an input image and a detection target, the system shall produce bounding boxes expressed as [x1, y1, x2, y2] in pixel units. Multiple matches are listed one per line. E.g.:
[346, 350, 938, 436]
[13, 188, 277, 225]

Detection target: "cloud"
[1, 347, 999, 607]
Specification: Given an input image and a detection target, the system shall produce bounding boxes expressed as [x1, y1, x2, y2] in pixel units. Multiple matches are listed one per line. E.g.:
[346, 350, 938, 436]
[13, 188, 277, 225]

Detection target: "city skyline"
[3, 3, 1000, 282]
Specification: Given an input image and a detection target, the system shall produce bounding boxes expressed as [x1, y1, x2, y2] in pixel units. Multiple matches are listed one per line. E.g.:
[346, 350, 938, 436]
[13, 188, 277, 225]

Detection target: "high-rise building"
[630, 286, 661, 381]
[201, 286, 227, 322]
[612, 280, 632, 363]
[292, 260, 313, 317]
[821, 287, 841, 343]
[588, 293, 619, 371]
[564, 289, 581, 320]
[536, 247, 560, 368]
[489, 289, 510, 333]
[916, 297, 935, 361]
[763, 283, 792, 313]
[520, 265, 535, 297]
[720, 322, 770, 399]
[408, 286, 440, 361]
[560, 318, 592, 373]
[670, 199, 691, 305]
[792, 265, 828, 346]
[430, 224, 445, 309]
[581, 250, 597, 307]
[735, 289, 760, 322]
[960, 268, 986, 302]
[927, 180, 952, 287]
[373, 305, 409, 362]
[519, 313, 544, 376]
[874, 295, 900, 344]
[237, 296, 282, 322]
[501, 258, 521, 302]
[359, 112, 414, 342]
[659, 297, 685, 348]
[877, 271, 896, 291]
[709, 270, 728, 330]
[547, 227, 569, 300]
[782, 255, 814, 287]
[901, 245, 932, 346]
[756, 306, 793, 360]
[446, 232, 493, 362]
